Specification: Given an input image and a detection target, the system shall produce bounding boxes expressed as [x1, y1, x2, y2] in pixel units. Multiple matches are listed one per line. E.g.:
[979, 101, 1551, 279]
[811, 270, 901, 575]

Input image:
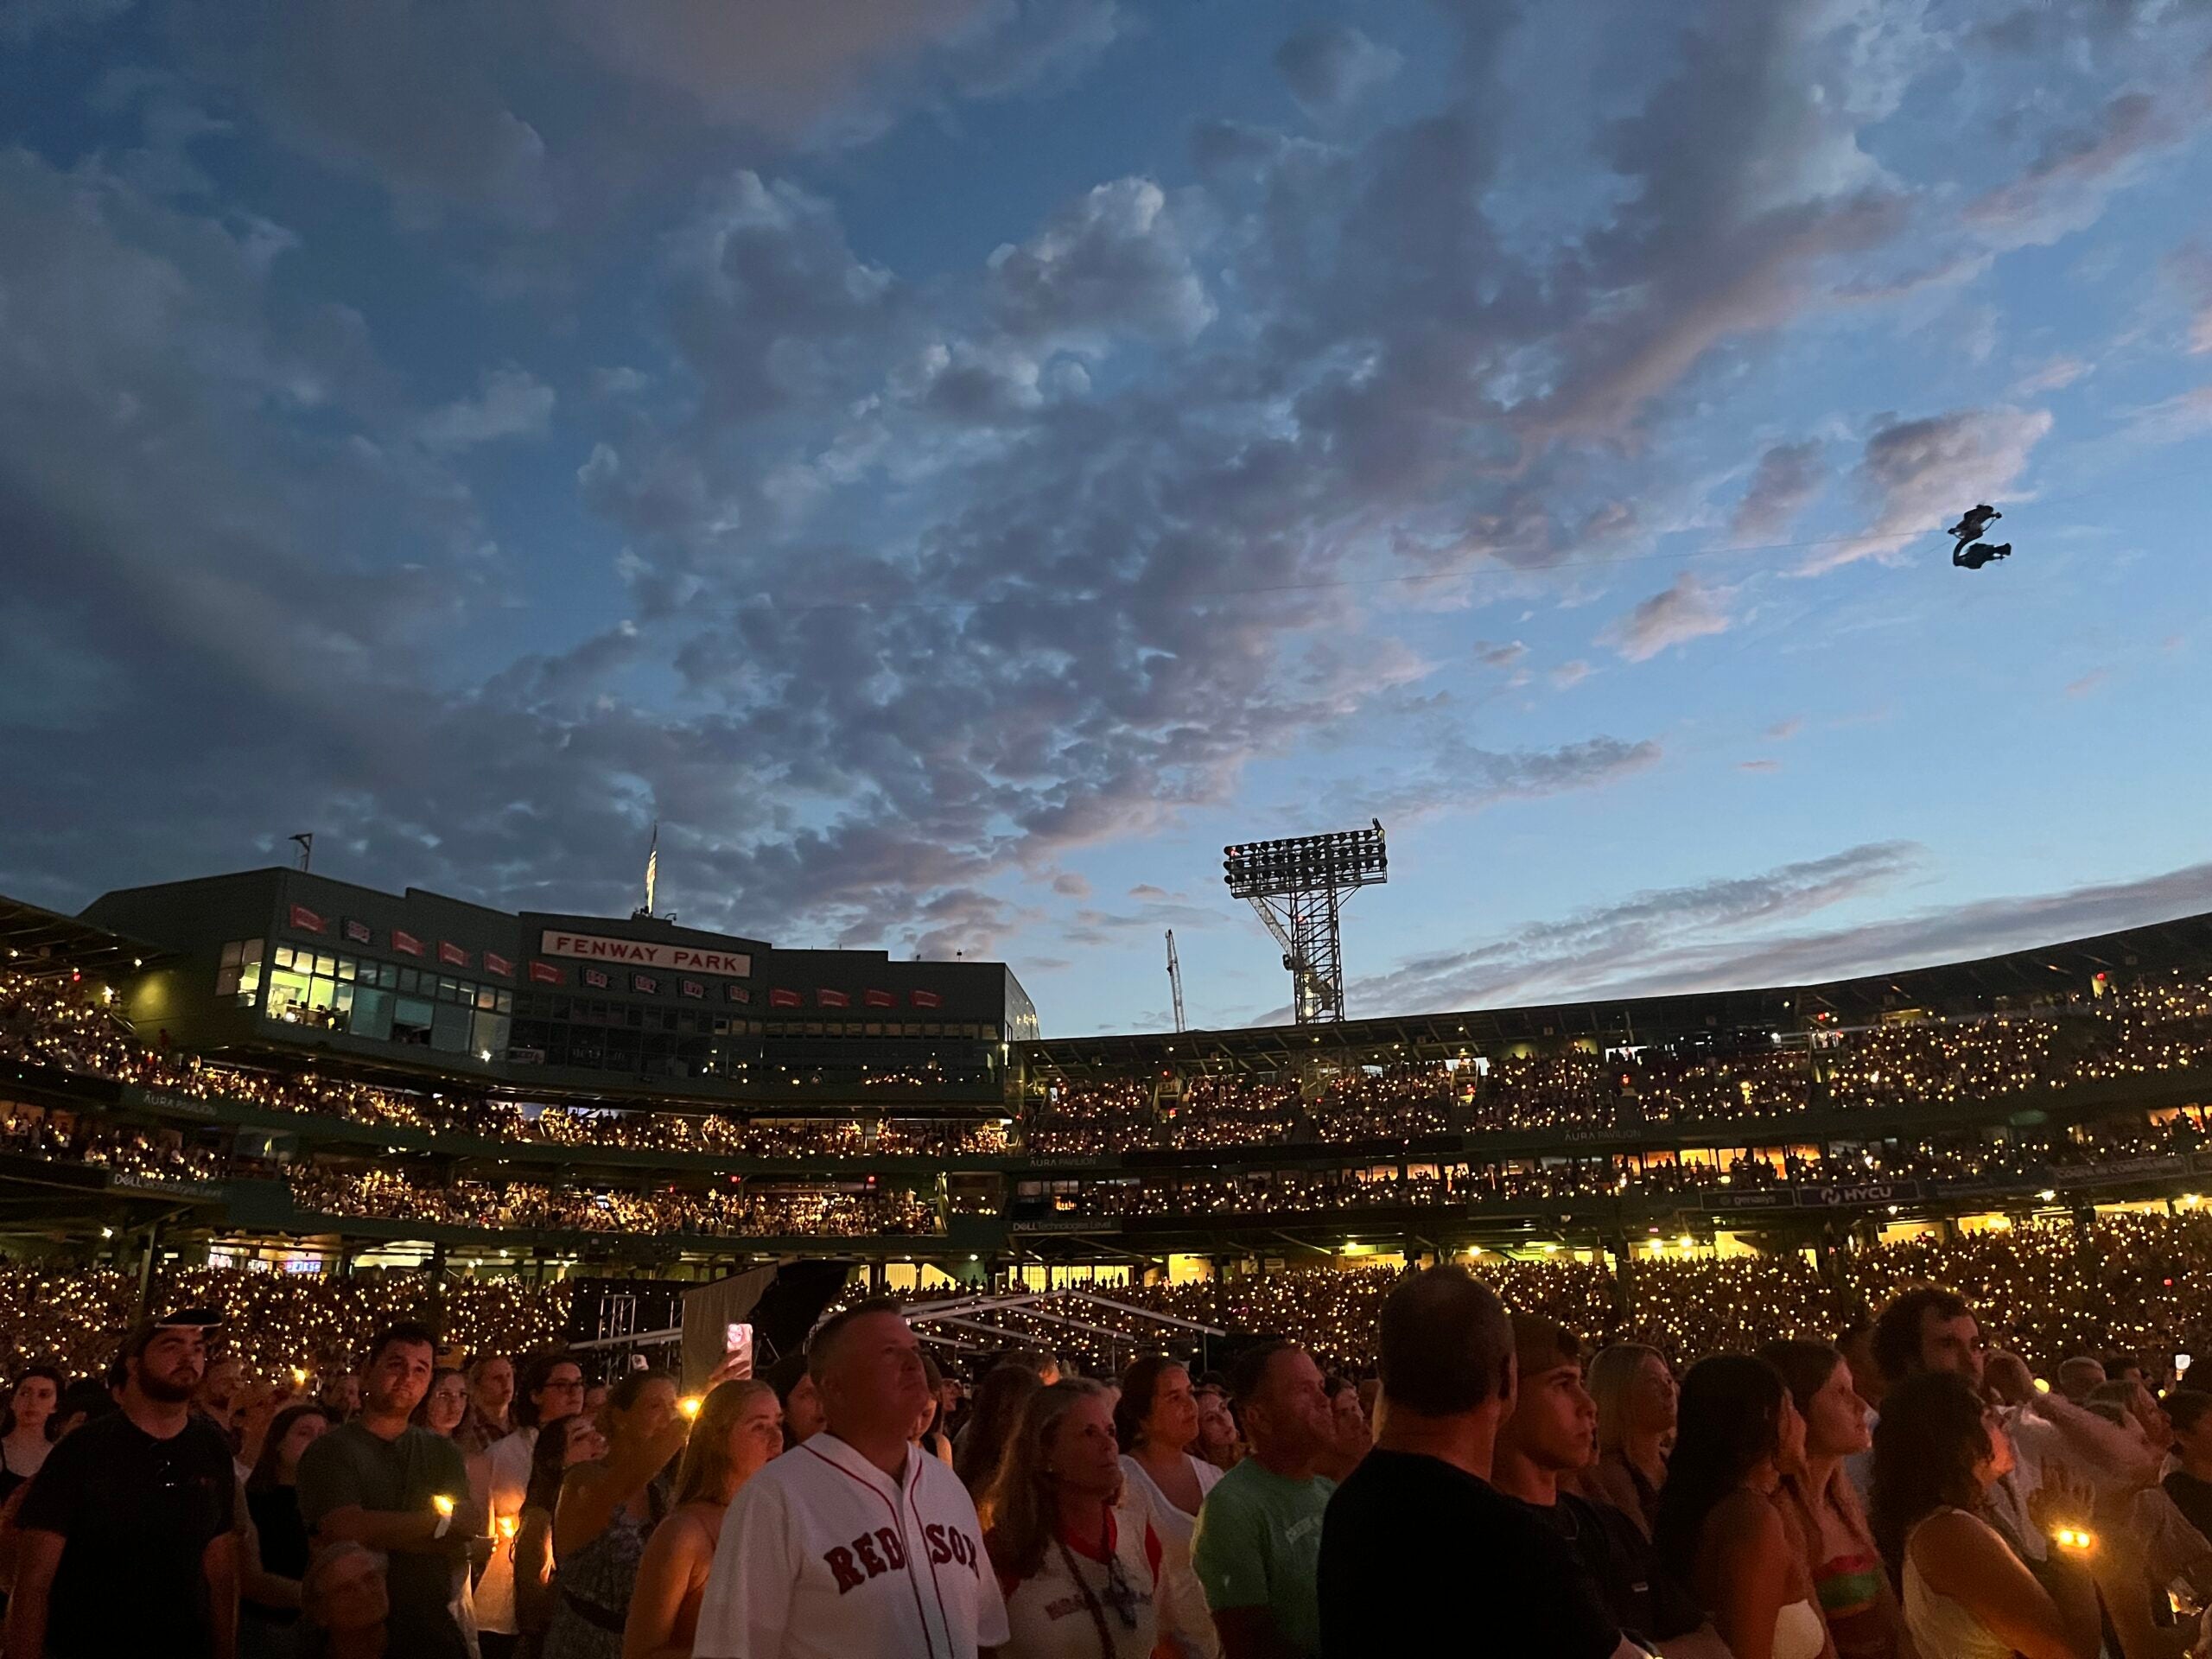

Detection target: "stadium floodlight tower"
[1222, 820, 1388, 1024]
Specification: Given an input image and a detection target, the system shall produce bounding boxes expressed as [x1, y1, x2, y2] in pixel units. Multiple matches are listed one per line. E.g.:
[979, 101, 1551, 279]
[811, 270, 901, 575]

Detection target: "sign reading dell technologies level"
[538, 930, 752, 978]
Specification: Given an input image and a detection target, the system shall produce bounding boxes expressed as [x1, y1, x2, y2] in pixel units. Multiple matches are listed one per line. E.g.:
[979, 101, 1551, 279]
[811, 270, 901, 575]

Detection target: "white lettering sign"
[537, 931, 753, 978]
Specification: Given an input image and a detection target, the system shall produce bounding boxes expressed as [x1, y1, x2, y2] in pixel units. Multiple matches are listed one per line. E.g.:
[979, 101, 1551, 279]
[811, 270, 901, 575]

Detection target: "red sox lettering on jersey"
[693, 1430, 1008, 1659]
[824, 1519, 979, 1592]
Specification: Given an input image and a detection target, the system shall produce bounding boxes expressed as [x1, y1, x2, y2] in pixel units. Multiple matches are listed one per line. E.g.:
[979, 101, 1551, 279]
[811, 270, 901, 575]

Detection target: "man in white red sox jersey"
[695, 1299, 1009, 1659]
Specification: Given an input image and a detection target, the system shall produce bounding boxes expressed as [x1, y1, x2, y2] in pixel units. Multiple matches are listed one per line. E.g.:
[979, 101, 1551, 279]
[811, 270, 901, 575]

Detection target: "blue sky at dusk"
[4, 0, 2212, 1033]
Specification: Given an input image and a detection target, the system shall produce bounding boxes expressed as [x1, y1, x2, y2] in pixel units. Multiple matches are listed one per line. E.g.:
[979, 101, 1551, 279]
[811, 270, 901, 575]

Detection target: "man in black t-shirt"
[1492, 1313, 1725, 1658]
[1317, 1266, 1648, 1658]
[6, 1310, 239, 1659]
[2161, 1389, 2212, 1540]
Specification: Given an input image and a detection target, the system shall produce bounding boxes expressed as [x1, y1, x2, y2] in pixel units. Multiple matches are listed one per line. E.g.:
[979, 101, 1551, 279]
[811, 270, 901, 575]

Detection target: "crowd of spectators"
[288, 1166, 941, 1239]
[0, 1263, 568, 1381]
[1039, 1110, 2204, 1220]
[13, 1228, 2212, 1656]
[2, 1204, 2191, 1395]
[1026, 970, 2212, 1154]
[0, 1104, 225, 1185]
[1, 972, 1007, 1161]
[11, 963, 2212, 1178]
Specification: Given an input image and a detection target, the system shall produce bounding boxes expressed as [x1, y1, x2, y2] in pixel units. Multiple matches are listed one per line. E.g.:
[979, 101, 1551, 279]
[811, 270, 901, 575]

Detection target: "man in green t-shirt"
[296, 1321, 475, 1659]
[1191, 1340, 1338, 1658]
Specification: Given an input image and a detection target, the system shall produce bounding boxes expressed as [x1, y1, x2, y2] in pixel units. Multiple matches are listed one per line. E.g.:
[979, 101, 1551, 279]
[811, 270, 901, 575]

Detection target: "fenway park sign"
[538, 930, 752, 978]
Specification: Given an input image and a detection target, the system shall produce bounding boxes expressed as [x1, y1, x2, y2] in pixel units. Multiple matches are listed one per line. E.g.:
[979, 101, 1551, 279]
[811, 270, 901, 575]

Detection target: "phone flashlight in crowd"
[2054, 1527, 2095, 1553]
[2179, 1353, 2194, 1373]
[432, 1494, 454, 1518]
[679, 1395, 702, 1420]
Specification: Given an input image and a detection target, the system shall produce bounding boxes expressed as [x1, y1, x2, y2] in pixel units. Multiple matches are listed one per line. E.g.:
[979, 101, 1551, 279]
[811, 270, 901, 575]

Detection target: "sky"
[4, 0, 2212, 1036]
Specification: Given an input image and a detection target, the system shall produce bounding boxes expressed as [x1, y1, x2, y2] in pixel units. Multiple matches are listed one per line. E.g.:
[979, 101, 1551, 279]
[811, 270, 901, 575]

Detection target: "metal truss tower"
[1222, 821, 1388, 1023]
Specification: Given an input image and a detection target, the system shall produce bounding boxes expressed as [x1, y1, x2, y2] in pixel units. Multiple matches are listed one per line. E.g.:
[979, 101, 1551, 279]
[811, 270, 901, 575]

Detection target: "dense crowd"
[1, 973, 1007, 1162]
[0, 1103, 226, 1185]
[1025, 969, 2212, 1154]
[0, 1265, 569, 1382]
[1043, 1110, 2203, 1221]
[289, 1166, 940, 1239]
[10, 1237, 2212, 1659]
[13, 966, 2212, 1177]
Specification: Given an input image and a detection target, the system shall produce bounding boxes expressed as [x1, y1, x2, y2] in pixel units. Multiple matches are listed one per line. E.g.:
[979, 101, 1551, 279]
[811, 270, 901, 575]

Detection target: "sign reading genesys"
[537, 930, 752, 978]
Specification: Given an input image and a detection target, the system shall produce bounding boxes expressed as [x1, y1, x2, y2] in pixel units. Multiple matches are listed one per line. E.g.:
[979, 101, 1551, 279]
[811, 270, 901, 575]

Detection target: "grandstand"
[4, 870, 2212, 1358]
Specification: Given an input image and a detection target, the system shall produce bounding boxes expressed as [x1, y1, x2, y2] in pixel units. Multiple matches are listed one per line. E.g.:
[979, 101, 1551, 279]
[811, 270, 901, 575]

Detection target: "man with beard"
[297, 1321, 476, 1659]
[6, 1309, 240, 1659]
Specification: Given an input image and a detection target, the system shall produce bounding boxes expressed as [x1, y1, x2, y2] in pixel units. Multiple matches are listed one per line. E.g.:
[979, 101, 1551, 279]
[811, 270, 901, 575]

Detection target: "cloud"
[1550, 660, 1593, 690]
[418, 367, 556, 450]
[1966, 91, 2177, 247]
[167, 0, 1122, 239]
[1274, 25, 1402, 117]
[1765, 717, 1803, 741]
[1731, 441, 1825, 540]
[985, 177, 1213, 345]
[1474, 639, 1529, 670]
[0, 0, 130, 42]
[1340, 842, 1927, 1014]
[2063, 669, 2107, 698]
[1604, 573, 1734, 661]
[1349, 733, 1662, 827]
[2012, 355, 2090, 395]
[2172, 244, 2212, 354]
[2119, 383, 2212, 445]
[1344, 848, 2212, 1015]
[900, 885, 1026, 959]
[1739, 758, 1781, 772]
[11, 0, 2212, 998]
[1808, 404, 2053, 571]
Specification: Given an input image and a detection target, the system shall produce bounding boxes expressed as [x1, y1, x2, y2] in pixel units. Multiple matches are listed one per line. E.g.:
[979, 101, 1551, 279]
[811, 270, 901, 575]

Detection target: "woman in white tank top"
[1112, 1358, 1221, 1548]
[1871, 1370, 2109, 1659]
[1654, 1355, 1834, 1659]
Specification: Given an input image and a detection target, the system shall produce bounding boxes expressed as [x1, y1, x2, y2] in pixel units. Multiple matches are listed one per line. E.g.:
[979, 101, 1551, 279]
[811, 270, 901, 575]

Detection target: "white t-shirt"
[997, 1492, 1221, 1659]
[1118, 1452, 1222, 1553]
[474, 1424, 537, 1634]
[694, 1432, 1010, 1659]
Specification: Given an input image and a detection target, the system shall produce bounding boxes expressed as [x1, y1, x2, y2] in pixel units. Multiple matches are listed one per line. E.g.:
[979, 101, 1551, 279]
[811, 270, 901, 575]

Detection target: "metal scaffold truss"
[1222, 822, 1389, 1023]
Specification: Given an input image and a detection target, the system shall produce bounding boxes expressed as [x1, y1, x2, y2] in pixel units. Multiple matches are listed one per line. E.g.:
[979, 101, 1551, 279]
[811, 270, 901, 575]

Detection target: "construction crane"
[1165, 930, 1187, 1033]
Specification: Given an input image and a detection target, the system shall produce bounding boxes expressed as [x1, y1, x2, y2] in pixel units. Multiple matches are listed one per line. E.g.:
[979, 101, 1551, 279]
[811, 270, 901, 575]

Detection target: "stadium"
[5, 861, 2212, 1382]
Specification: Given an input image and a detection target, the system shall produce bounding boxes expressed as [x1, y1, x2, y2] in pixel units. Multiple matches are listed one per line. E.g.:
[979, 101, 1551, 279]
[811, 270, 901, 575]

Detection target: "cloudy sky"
[5, 0, 2212, 1033]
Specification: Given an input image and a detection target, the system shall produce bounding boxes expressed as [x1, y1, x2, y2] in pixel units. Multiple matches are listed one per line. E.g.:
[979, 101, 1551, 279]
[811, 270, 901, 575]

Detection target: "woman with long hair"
[516, 1412, 612, 1656]
[1870, 1370, 2107, 1659]
[982, 1380, 1219, 1659]
[917, 1355, 956, 1466]
[0, 1365, 62, 1504]
[1758, 1339, 1907, 1659]
[1190, 1382, 1240, 1472]
[957, 1361, 1046, 1497]
[414, 1367, 472, 1439]
[1586, 1342, 1675, 1536]
[1114, 1357, 1221, 1553]
[762, 1352, 826, 1452]
[543, 1370, 690, 1659]
[1654, 1353, 1831, 1659]
[621, 1380, 782, 1659]
[241, 1401, 334, 1647]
